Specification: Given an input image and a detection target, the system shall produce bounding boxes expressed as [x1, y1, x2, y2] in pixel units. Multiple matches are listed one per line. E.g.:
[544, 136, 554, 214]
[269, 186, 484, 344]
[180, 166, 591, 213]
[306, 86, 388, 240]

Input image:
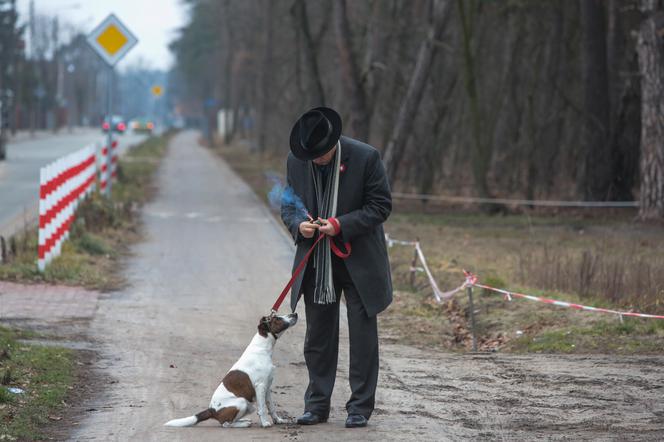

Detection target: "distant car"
[130, 117, 155, 134]
[102, 115, 126, 134]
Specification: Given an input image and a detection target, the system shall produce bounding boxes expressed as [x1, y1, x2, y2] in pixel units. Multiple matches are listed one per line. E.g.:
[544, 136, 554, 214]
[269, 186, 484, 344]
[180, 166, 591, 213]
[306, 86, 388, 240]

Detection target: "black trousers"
[301, 256, 379, 419]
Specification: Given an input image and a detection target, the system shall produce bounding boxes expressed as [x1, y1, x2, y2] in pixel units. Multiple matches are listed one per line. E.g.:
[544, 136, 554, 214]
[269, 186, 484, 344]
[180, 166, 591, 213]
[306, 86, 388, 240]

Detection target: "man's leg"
[302, 270, 341, 418]
[341, 268, 379, 420]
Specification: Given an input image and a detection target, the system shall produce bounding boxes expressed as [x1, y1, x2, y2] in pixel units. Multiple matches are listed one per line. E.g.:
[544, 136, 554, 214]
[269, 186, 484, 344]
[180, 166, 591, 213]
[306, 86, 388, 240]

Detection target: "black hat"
[289, 107, 342, 161]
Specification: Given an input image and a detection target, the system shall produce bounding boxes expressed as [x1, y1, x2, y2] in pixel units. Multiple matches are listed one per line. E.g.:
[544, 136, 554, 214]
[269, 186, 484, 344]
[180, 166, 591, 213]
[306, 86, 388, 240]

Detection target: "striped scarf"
[310, 142, 341, 304]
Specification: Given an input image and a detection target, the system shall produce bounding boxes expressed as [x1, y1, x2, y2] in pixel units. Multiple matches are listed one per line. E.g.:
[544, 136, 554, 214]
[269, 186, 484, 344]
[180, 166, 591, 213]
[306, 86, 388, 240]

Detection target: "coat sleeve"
[281, 156, 308, 245]
[336, 149, 392, 242]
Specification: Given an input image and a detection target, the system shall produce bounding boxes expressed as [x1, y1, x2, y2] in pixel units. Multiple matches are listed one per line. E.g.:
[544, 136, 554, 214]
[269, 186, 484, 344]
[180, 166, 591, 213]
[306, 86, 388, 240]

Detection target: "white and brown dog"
[164, 312, 298, 428]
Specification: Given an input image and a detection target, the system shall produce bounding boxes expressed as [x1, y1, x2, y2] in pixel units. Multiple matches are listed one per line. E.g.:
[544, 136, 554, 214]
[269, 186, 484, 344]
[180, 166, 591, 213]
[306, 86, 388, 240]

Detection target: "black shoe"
[296, 411, 328, 425]
[345, 414, 368, 428]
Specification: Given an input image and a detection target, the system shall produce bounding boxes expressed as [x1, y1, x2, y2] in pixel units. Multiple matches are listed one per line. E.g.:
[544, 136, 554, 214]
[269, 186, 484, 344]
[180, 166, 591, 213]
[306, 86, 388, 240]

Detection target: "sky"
[16, 0, 188, 71]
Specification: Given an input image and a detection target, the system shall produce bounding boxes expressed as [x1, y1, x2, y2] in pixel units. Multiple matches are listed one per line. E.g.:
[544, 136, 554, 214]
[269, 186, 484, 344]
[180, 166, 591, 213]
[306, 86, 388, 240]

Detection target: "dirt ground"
[27, 132, 664, 441]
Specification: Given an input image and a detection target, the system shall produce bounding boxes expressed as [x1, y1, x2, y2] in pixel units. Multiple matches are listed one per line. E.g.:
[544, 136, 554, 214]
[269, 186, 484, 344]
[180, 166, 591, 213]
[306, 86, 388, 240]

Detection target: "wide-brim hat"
[289, 107, 342, 161]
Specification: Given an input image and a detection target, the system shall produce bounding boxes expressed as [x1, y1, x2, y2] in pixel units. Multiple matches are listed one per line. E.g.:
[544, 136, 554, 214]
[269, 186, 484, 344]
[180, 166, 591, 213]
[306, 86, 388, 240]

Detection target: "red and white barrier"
[98, 136, 118, 193]
[38, 144, 98, 271]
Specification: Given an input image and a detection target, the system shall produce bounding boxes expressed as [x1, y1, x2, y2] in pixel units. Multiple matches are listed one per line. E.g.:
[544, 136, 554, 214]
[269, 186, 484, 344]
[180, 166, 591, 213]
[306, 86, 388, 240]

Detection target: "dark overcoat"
[281, 135, 393, 317]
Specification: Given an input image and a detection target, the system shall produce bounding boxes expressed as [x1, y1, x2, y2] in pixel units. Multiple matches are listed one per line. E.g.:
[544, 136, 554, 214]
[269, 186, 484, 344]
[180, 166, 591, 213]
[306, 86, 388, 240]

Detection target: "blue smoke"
[266, 173, 308, 224]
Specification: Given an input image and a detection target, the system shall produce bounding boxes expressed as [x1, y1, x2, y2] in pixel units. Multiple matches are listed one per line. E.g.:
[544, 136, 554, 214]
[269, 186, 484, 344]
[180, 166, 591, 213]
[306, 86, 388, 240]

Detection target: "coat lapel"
[303, 163, 317, 217]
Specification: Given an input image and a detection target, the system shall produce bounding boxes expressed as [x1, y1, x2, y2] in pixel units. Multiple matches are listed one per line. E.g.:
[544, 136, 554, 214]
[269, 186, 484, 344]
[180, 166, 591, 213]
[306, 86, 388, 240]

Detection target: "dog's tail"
[164, 407, 216, 427]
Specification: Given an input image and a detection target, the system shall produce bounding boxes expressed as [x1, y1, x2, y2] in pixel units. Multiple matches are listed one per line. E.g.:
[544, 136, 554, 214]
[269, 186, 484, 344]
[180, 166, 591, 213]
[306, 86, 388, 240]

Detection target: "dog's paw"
[261, 420, 273, 428]
[273, 416, 289, 425]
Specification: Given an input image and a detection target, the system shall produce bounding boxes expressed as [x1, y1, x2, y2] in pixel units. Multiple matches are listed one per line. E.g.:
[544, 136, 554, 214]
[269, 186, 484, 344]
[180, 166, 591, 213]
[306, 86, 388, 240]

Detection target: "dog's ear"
[257, 316, 270, 337]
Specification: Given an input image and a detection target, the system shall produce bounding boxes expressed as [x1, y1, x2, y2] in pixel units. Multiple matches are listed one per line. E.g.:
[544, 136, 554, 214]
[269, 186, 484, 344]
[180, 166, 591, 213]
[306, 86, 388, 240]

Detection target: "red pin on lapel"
[340, 163, 347, 173]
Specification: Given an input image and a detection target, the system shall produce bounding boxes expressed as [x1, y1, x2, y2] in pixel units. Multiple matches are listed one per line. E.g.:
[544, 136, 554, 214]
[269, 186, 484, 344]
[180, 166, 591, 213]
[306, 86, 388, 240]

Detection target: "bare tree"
[363, 0, 391, 118]
[291, 0, 326, 106]
[383, 0, 452, 181]
[637, 3, 664, 219]
[257, 0, 274, 152]
[578, 0, 611, 200]
[170, 0, 648, 206]
[457, 0, 494, 201]
[221, 0, 235, 145]
[334, 0, 370, 140]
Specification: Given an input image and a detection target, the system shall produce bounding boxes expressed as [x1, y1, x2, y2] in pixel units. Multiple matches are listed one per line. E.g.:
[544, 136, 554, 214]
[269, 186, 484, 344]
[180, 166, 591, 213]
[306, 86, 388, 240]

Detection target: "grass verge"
[0, 326, 73, 440]
[216, 141, 664, 355]
[0, 133, 171, 290]
[384, 212, 664, 354]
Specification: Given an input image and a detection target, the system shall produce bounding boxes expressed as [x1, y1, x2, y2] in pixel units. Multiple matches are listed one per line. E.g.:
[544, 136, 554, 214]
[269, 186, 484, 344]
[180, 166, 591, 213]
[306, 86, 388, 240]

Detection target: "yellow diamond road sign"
[87, 14, 137, 66]
[96, 25, 128, 55]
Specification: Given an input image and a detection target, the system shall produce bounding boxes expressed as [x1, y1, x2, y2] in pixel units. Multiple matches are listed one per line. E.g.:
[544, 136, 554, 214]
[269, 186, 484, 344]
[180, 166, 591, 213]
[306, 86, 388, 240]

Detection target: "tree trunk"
[527, 3, 565, 202]
[383, 0, 452, 181]
[606, 0, 641, 200]
[257, 0, 274, 152]
[222, 0, 235, 145]
[380, 1, 415, 150]
[578, 0, 611, 200]
[334, 0, 370, 140]
[457, 0, 493, 201]
[637, 11, 664, 219]
[292, 0, 326, 106]
[363, 0, 392, 119]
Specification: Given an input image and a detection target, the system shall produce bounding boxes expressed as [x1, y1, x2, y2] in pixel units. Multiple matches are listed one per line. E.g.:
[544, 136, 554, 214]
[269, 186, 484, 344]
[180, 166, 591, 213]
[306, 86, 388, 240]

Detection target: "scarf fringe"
[311, 142, 341, 305]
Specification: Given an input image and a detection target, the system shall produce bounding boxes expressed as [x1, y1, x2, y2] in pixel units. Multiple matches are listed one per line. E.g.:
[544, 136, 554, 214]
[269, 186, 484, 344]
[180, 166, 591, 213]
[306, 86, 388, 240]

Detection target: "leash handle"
[330, 237, 351, 259]
[272, 233, 325, 312]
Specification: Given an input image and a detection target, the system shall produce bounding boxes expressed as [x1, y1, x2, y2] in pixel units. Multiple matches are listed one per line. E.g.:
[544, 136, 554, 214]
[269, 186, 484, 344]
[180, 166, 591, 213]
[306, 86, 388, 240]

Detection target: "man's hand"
[299, 221, 319, 239]
[317, 218, 339, 236]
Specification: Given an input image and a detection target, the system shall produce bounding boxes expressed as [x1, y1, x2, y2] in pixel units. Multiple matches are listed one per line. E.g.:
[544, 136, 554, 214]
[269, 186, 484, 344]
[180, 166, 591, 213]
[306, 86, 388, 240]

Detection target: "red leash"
[271, 233, 351, 312]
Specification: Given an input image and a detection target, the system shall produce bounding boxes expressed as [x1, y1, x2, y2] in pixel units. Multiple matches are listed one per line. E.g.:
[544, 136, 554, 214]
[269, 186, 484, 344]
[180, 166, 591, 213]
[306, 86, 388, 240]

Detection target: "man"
[281, 107, 392, 428]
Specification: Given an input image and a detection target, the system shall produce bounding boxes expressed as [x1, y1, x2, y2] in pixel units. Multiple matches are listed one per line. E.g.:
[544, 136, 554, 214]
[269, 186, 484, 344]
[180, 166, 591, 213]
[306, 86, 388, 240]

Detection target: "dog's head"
[257, 313, 298, 339]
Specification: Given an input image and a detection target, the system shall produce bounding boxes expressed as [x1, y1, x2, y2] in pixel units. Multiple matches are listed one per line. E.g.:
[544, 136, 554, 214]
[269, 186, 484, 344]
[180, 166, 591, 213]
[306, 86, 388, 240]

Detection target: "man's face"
[312, 145, 338, 165]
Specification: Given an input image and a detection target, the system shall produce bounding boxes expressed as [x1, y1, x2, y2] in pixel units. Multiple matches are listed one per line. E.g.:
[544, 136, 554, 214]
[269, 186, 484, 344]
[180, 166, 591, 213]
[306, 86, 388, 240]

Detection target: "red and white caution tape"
[38, 144, 98, 271]
[385, 233, 664, 319]
[464, 271, 664, 320]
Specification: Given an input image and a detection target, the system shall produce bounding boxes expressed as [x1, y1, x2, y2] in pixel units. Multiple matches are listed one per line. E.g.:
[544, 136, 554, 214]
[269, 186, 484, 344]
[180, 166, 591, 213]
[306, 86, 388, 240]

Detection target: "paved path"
[0, 129, 146, 238]
[67, 131, 664, 441]
[0, 281, 98, 320]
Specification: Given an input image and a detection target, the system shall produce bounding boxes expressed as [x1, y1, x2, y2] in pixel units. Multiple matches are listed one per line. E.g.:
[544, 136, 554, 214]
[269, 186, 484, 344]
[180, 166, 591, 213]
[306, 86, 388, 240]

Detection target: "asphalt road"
[68, 131, 664, 441]
[0, 129, 147, 237]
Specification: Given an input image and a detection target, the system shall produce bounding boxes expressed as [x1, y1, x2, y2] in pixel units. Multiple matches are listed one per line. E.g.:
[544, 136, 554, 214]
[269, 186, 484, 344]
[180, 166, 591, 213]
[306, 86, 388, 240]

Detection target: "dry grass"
[216, 141, 664, 354]
[517, 245, 664, 312]
[384, 211, 664, 353]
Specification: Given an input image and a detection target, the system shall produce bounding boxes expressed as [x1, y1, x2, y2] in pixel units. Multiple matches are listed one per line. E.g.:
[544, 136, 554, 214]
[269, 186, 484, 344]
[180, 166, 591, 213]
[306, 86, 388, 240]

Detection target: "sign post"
[86, 14, 137, 195]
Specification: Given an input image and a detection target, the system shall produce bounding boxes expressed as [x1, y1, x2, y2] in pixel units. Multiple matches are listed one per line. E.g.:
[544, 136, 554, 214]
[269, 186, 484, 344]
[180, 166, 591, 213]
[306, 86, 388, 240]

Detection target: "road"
[0, 129, 146, 237]
[68, 131, 664, 441]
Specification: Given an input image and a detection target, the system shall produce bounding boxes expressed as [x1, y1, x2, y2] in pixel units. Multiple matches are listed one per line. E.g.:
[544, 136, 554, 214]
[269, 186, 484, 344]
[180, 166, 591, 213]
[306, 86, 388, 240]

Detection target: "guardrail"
[37, 136, 117, 271]
[99, 139, 118, 192]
